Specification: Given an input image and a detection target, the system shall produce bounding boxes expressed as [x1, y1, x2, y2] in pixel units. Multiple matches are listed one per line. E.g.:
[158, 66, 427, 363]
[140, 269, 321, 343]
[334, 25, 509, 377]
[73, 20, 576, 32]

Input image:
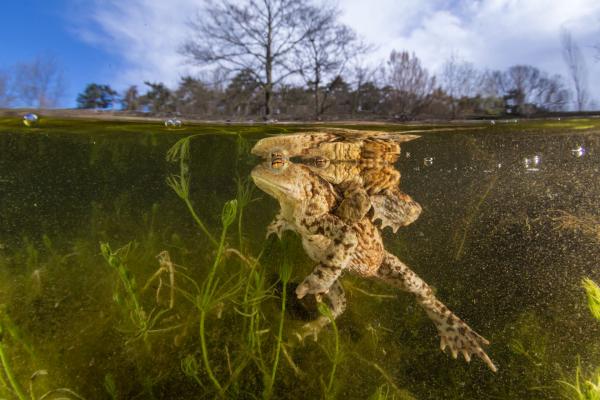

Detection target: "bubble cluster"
[164, 119, 182, 128]
[524, 155, 541, 171]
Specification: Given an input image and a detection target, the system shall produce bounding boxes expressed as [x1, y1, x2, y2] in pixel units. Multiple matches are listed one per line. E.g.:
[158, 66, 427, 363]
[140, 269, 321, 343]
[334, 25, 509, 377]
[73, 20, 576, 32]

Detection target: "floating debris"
[423, 156, 434, 167]
[23, 113, 39, 127]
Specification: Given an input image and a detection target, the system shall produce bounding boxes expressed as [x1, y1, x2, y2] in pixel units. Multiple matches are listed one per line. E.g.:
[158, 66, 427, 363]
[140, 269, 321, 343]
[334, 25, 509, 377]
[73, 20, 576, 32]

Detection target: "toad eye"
[270, 151, 287, 169]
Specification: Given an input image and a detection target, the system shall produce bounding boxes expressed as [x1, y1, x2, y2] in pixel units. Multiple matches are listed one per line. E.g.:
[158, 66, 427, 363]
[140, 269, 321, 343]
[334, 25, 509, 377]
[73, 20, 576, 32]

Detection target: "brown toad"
[251, 130, 421, 232]
[250, 156, 497, 372]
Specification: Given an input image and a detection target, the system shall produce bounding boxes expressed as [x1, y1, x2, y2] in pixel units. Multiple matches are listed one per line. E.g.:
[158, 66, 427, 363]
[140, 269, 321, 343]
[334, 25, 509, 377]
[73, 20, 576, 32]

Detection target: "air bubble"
[571, 145, 585, 158]
[23, 113, 39, 127]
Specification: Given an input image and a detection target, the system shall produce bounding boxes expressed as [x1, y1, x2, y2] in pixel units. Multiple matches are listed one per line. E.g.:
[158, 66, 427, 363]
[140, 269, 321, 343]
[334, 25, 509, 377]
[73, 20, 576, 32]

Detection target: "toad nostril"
[315, 157, 327, 167]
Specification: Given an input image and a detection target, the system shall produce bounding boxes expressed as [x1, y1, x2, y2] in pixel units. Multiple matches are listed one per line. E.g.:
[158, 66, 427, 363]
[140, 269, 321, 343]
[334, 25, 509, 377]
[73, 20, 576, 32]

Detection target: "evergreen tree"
[76, 83, 118, 109]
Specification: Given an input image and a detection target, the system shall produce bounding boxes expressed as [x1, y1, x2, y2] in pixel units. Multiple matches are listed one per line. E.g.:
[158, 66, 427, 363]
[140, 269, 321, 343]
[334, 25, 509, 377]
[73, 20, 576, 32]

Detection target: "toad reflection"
[250, 131, 496, 372]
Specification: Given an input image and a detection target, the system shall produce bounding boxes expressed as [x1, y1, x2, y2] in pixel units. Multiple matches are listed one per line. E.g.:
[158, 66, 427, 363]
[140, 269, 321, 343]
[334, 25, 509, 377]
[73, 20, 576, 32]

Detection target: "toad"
[250, 155, 497, 372]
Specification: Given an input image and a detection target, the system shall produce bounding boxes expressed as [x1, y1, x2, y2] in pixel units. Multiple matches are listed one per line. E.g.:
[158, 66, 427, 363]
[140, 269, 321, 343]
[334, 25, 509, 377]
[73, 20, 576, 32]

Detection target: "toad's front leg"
[335, 183, 371, 224]
[296, 214, 357, 299]
[374, 252, 497, 372]
[266, 212, 294, 240]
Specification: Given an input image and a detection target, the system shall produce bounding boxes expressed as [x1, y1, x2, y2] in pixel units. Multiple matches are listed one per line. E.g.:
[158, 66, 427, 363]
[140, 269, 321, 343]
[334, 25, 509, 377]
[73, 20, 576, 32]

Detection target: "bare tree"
[349, 63, 383, 117]
[561, 29, 589, 111]
[294, 5, 366, 119]
[182, 0, 318, 119]
[13, 55, 65, 108]
[386, 50, 436, 118]
[535, 74, 570, 111]
[440, 54, 482, 118]
[485, 65, 569, 113]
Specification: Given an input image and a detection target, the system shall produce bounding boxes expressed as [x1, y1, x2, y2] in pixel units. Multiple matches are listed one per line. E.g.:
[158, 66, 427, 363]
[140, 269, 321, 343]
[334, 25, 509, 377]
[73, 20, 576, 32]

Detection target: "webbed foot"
[436, 318, 497, 372]
[294, 317, 328, 342]
[371, 190, 422, 232]
[294, 281, 346, 342]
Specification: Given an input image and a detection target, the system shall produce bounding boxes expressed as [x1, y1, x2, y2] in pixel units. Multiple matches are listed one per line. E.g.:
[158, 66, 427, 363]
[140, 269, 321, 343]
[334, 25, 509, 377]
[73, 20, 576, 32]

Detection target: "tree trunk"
[264, 3, 273, 120]
[313, 66, 321, 120]
[314, 81, 320, 120]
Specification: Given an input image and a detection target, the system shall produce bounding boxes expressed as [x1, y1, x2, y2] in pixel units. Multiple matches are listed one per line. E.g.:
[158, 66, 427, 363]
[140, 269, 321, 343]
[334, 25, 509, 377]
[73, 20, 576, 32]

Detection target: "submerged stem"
[197, 201, 237, 394]
[266, 273, 288, 398]
[0, 335, 27, 400]
[318, 303, 340, 399]
[183, 197, 219, 248]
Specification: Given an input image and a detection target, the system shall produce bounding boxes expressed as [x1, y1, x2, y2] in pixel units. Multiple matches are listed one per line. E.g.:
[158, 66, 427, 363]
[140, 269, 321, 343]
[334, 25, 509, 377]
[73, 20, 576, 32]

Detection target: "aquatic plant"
[582, 278, 600, 321]
[0, 321, 27, 400]
[264, 256, 292, 398]
[558, 361, 600, 400]
[196, 199, 238, 392]
[181, 354, 205, 390]
[104, 373, 118, 400]
[100, 242, 177, 345]
[166, 135, 218, 247]
[453, 175, 498, 260]
[552, 279, 600, 400]
[550, 210, 600, 243]
[234, 176, 256, 251]
[318, 301, 341, 399]
[0, 308, 84, 400]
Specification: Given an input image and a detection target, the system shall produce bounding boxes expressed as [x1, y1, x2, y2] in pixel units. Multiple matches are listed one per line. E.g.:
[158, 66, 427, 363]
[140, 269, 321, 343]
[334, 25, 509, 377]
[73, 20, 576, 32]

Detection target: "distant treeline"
[75, 58, 573, 121]
[1, 0, 594, 120]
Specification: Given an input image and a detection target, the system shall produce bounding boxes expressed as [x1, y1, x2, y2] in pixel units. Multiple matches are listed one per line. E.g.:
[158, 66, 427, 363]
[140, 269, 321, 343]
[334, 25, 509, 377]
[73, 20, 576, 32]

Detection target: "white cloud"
[73, 0, 600, 106]
[71, 0, 204, 89]
[341, 0, 600, 106]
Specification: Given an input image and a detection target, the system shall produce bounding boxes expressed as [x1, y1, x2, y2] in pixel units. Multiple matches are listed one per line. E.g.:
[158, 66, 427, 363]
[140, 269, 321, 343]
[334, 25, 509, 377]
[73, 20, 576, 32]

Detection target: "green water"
[0, 117, 599, 399]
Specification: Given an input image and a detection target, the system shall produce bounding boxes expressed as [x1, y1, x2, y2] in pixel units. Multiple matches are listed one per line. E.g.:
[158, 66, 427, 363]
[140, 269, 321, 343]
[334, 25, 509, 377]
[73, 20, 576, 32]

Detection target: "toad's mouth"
[251, 169, 292, 198]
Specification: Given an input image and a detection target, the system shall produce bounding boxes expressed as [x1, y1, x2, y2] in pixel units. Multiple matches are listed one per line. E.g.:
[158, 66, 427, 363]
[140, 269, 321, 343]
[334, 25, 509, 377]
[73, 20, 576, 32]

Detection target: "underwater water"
[0, 117, 599, 399]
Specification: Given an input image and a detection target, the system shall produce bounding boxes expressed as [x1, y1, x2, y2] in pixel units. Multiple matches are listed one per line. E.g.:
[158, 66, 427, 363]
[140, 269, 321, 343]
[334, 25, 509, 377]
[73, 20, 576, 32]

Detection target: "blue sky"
[2, 0, 599, 108]
[0, 0, 122, 106]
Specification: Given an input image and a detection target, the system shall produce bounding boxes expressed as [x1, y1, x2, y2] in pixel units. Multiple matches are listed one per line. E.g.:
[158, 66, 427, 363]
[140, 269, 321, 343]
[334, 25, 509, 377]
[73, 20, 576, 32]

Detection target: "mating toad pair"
[250, 129, 496, 372]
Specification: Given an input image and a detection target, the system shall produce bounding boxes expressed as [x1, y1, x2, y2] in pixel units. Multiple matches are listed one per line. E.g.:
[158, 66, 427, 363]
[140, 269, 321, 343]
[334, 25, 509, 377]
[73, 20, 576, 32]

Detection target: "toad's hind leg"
[373, 252, 497, 372]
[296, 280, 346, 342]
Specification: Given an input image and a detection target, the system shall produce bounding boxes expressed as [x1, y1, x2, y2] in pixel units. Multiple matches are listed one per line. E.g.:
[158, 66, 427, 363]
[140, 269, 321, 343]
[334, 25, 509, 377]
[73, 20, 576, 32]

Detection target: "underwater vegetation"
[557, 279, 600, 400]
[550, 211, 600, 244]
[583, 279, 600, 321]
[0, 117, 600, 398]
